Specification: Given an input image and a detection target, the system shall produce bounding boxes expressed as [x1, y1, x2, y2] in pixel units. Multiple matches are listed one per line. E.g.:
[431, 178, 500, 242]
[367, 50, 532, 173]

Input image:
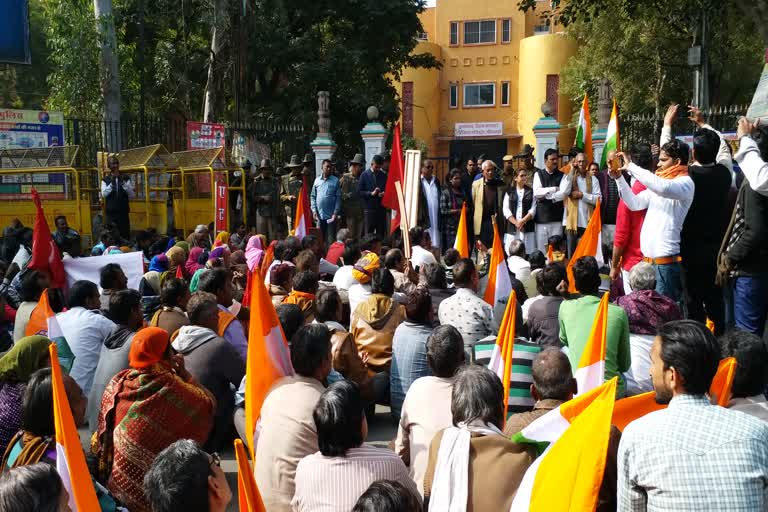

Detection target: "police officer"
[251, 159, 283, 241]
[340, 153, 365, 240]
[281, 154, 304, 228]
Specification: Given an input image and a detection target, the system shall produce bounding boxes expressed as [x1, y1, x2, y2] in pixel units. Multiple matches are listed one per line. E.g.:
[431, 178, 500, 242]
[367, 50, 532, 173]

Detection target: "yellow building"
[396, 1, 577, 167]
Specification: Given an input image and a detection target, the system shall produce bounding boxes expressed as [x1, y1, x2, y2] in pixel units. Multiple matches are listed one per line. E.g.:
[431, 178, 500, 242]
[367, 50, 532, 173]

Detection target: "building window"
[463, 83, 495, 107]
[463, 20, 496, 45]
[449, 22, 459, 46]
[501, 19, 511, 43]
[534, 23, 550, 35]
[449, 84, 458, 108]
[501, 81, 510, 106]
[416, 32, 428, 41]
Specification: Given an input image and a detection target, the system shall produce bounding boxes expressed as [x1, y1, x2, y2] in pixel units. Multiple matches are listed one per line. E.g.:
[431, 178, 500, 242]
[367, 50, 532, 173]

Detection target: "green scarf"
[189, 268, 206, 292]
[0, 336, 52, 382]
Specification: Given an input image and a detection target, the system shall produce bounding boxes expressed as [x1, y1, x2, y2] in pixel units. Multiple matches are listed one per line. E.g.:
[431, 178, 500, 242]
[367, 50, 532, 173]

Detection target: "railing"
[622, 104, 747, 149]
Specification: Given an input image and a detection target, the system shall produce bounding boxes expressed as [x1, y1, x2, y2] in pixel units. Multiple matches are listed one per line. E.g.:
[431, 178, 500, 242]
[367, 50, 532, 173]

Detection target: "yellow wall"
[395, 2, 576, 158]
[517, 33, 577, 148]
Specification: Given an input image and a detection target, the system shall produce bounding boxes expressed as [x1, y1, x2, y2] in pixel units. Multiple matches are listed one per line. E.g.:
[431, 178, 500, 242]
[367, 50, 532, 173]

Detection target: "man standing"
[461, 157, 478, 198]
[501, 154, 516, 187]
[340, 153, 364, 239]
[418, 159, 441, 252]
[251, 159, 283, 241]
[677, 106, 732, 335]
[596, 150, 623, 247]
[281, 155, 305, 229]
[101, 155, 135, 239]
[310, 159, 341, 244]
[613, 122, 694, 304]
[301, 153, 315, 180]
[562, 152, 601, 257]
[358, 154, 388, 237]
[618, 320, 768, 510]
[472, 160, 504, 248]
[533, 148, 566, 254]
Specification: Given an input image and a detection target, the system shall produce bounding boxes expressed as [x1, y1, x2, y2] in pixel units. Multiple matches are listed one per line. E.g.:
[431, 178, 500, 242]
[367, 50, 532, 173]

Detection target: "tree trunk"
[203, 0, 228, 122]
[93, 0, 122, 150]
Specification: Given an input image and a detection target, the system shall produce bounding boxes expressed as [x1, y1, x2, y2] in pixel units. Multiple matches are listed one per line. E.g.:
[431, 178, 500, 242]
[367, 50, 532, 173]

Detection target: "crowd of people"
[0, 107, 766, 512]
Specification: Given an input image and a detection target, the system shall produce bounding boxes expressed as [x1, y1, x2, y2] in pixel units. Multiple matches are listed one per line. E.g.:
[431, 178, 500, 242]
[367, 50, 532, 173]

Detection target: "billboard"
[187, 121, 225, 150]
[0, 109, 64, 150]
[0, 0, 31, 65]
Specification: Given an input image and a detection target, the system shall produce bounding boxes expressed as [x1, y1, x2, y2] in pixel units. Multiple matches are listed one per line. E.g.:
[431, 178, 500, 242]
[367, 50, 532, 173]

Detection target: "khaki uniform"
[340, 172, 363, 239]
[250, 175, 284, 241]
[280, 172, 304, 227]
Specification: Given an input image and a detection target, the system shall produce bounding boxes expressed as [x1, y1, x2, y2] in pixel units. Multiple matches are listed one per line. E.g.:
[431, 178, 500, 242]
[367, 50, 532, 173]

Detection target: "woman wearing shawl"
[245, 235, 265, 272]
[616, 262, 681, 395]
[185, 247, 206, 276]
[165, 245, 188, 280]
[423, 365, 534, 511]
[92, 327, 214, 512]
[213, 231, 229, 248]
[0, 336, 51, 456]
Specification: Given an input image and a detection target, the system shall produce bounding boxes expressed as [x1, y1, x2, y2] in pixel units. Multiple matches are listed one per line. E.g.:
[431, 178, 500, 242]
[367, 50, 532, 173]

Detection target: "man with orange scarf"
[612, 133, 694, 303]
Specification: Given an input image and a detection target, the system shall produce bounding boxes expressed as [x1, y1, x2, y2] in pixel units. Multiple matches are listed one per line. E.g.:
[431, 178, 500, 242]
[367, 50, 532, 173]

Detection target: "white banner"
[455, 122, 503, 138]
[62, 251, 145, 292]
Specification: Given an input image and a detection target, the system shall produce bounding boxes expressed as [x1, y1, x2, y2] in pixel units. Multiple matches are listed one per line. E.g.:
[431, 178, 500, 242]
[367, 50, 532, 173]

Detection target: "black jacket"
[681, 163, 732, 262]
[727, 181, 768, 275]
[418, 176, 441, 231]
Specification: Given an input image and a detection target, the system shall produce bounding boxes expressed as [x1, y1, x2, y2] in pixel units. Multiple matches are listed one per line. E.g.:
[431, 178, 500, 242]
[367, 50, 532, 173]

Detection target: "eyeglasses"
[426, 165, 434, 170]
[209, 452, 221, 468]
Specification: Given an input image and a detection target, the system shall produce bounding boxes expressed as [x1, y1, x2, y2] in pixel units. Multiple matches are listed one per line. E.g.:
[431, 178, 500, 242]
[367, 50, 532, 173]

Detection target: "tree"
[202, 0, 229, 122]
[93, 0, 123, 145]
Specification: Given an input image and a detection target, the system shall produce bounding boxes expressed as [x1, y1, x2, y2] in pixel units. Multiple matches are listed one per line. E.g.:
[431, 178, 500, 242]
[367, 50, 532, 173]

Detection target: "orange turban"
[352, 252, 381, 284]
[129, 327, 170, 369]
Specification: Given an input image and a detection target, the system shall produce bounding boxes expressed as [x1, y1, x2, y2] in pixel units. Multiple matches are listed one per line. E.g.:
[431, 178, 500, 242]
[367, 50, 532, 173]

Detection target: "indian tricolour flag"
[26, 288, 75, 373]
[599, 99, 620, 169]
[566, 198, 603, 294]
[483, 219, 512, 310]
[574, 292, 609, 395]
[293, 181, 310, 240]
[488, 290, 517, 417]
[453, 203, 470, 258]
[511, 378, 617, 511]
[50, 344, 100, 511]
[574, 94, 594, 164]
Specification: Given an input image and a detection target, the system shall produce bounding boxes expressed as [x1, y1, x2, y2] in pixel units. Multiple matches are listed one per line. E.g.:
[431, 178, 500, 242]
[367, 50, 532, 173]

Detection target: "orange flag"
[244, 269, 294, 457]
[611, 357, 737, 431]
[293, 183, 311, 240]
[546, 243, 554, 263]
[483, 219, 512, 307]
[574, 292, 608, 395]
[50, 344, 101, 511]
[235, 439, 265, 512]
[453, 203, 469, 258]
[488, 291, 517, 418]
[260, 241, 276, 278]
[566, 199, 603, 293]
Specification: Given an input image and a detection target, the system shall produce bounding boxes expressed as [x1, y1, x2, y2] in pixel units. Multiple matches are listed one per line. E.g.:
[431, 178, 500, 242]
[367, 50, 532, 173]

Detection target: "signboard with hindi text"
[187, 121, 225, 150]
[455, 122, 504, 138]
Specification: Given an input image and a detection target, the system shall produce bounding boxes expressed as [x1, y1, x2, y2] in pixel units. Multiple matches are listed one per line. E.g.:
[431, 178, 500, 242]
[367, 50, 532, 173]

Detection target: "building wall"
[395, 2, 576, 161]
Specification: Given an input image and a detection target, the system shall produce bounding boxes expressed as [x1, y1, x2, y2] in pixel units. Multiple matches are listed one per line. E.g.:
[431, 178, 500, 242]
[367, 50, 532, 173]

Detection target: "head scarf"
[166, 246, 186, 271]
[189, 268, 207, 293]
[119, 246, 132, 253]
[230, 250, 246, 266]
[149, 254, 169, 273]
[185, 247, 205, 276]
[174, 241, 190, 255]
[128, 327, 170, 369]
[141, 271, 162, 296]
[208, 246, 230, 267]
[0, 336, 52, 382]
[213, 231, 230, 248]
[105, 246, 123, 255]
[352, 252, 380, 284]
[245, 235, 264, 272]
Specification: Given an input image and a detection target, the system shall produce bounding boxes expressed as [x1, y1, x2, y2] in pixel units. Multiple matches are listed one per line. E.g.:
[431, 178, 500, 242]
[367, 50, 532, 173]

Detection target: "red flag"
[382, 123, 404, 233]
[176, 265, 184, 279]
[28, 188, 65, 288]
[300, 176, 313, 228]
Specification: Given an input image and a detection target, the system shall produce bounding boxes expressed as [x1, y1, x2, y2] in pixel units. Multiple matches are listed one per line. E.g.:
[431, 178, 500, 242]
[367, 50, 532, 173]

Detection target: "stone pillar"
[360, 106, 387, 165]
[592, 127, 607, 168]
[593, 79, 613, 167]
[532, 103, 561, 168]
[310, 91, 337, 179]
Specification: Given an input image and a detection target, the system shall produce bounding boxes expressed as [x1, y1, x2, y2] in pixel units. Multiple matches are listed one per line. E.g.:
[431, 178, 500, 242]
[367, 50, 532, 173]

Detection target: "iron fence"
[622, 104, 747, 149]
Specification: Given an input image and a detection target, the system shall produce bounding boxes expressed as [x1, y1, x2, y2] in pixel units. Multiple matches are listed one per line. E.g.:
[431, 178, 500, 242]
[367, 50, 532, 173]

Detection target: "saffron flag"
[50, 344, 100, 511]
[453, 203, 469, 258]
[488, 290, 517, 418]
[26, 289, 75, 373]
[599, 100, 620, 169]
[244, 269, 294, 457]
[574, 94, 594, 164]
[566, 199, 603, 293]
[574, 292, 609, 394]
[28, 188, 66, 288]
[511, 378, 617, 511]
[546, 243, 554, 263]
[483, 219, 512, 308]
[383, 122, 404, 232]
[293, 182, 311, 240]
[242, 268, 254, 308]
[260, 241, 276, 278]
[234, 439, 265, 512]
[611, 356, 737, 431]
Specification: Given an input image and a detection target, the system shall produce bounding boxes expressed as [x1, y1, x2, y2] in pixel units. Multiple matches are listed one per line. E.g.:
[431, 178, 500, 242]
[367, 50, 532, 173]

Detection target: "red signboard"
[214, 177, 228, 234]
[187, 121, 225, 150]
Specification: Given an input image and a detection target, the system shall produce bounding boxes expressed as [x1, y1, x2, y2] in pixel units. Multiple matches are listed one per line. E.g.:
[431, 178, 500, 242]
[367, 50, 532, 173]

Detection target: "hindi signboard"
[455, 122, 503, 138]
[214, 177, 228, 234]
[187, 121, 225, 150]
[0, 109, 64, 150]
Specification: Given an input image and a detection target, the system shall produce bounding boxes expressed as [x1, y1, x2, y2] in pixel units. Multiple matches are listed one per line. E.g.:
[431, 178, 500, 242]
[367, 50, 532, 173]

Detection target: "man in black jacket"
[679, 108, 733, 335]
[100, 156, 135, 239]
[722, 121, 768, 337]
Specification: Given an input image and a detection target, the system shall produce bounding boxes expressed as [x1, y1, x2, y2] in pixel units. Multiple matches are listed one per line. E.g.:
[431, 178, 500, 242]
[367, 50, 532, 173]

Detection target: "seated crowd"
[0, 118, 767, 512]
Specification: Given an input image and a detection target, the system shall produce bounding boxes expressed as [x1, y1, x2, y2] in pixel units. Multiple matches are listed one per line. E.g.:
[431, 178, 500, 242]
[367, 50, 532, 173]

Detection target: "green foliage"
[401, 133, 428, 154]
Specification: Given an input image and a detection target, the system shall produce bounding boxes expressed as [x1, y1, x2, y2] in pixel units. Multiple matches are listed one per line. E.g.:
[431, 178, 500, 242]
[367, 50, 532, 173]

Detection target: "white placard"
[455, 122, 503, 138]
[63, 251, 145, 292]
